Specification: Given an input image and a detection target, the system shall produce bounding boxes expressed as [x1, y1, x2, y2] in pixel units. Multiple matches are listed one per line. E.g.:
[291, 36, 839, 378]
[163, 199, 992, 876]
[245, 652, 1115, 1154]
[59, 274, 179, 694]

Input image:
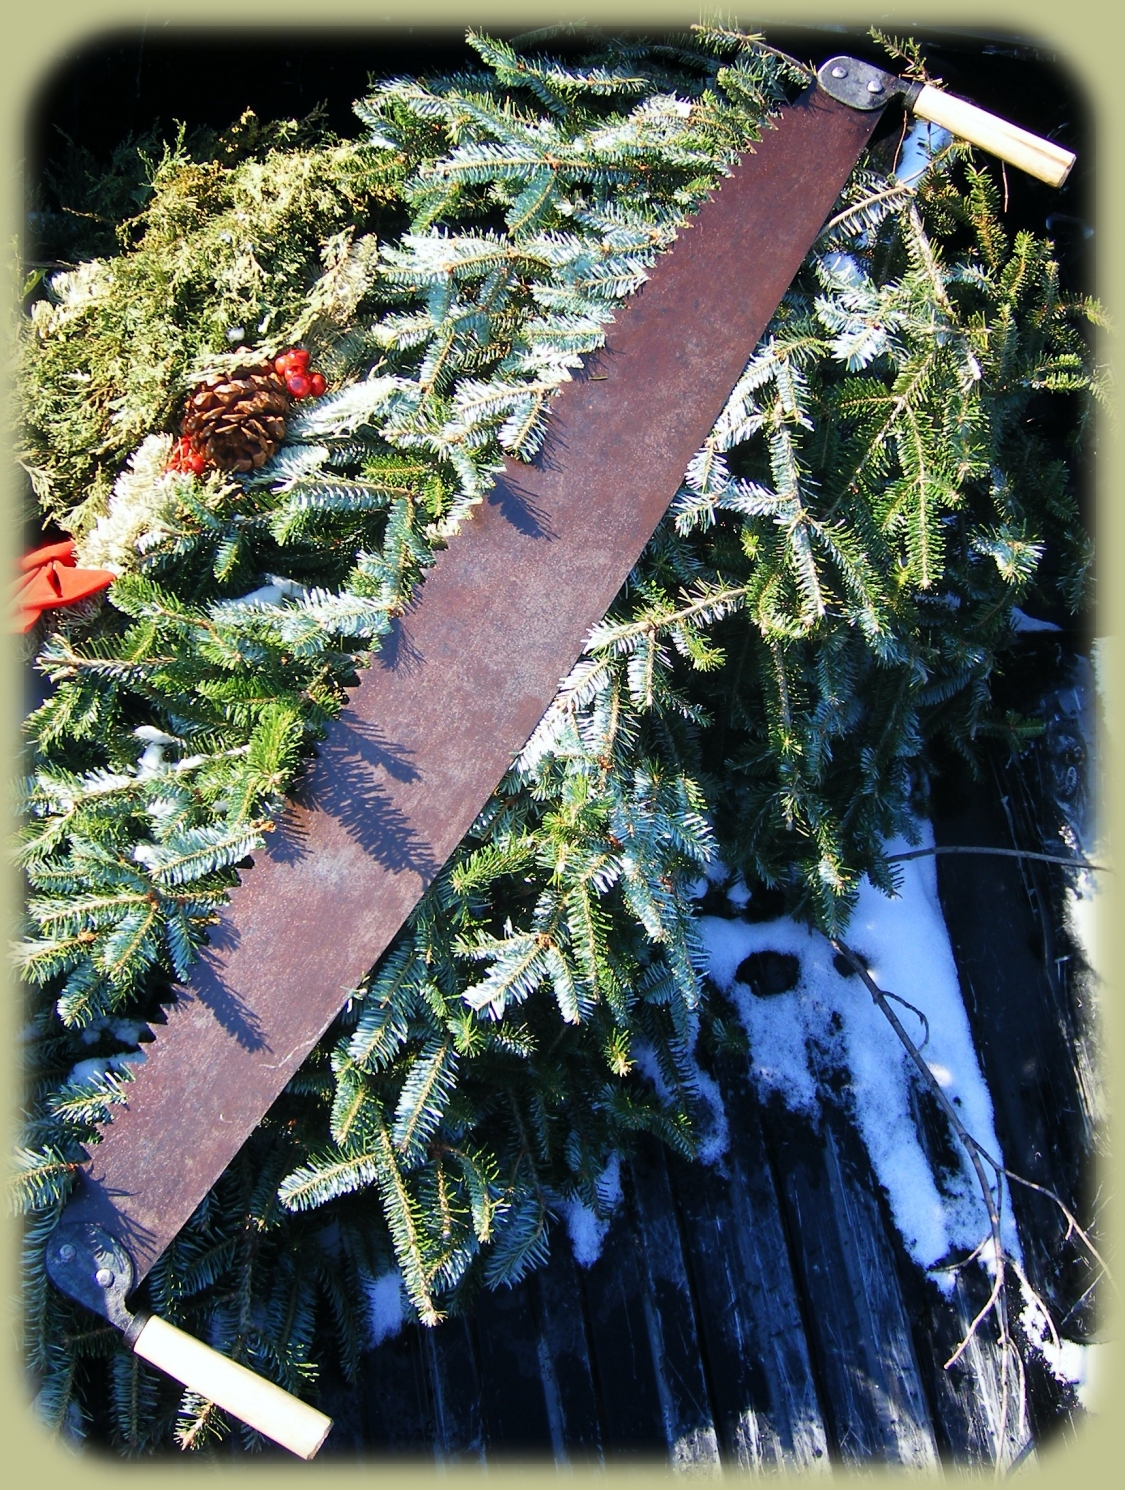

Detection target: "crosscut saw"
[43, 58, 1074, 1458]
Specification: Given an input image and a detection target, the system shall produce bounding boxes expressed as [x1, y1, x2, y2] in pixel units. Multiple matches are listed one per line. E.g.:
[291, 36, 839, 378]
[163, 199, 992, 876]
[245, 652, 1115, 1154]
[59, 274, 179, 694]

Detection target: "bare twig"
[830, 938, 1005, 1200]
[830, 934, 1016, 1463]
[1009, 1345, 1029, 1465]
[1012, 1258, 1061, 1354]
[890, 110, 911, 177]
[1057, 1269, 1105, 1330]
[1001, 1169, 1115, 1292]
[829, 950, 1010, 1272]
[1006, 1434, 1037, 1474]
[885, 845, 1109, 873]
[947, 1261, 1007, 1371]
[929, 1233, 994, 1275]
[882, 988, 930, 1049]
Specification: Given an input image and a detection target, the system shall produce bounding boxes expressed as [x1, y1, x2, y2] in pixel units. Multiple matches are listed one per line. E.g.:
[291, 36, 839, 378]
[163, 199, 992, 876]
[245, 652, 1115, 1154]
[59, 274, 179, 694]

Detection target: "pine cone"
[181, 351, 292, 473]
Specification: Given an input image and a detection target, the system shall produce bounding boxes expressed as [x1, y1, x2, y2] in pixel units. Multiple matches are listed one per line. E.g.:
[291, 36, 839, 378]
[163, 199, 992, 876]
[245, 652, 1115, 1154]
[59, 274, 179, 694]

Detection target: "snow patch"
[725, 876, 751, 908]
[561, 1153, 624, 1268]
[108, 1017, 150, 1045]
[694, 1061, 730, 1166]
[562, 1202, 609, 1268]
[364, 1269, 408, 1346]
[697, 824, 1018, 1288]
[632, 1040, 671, 1102]
[67, 1049, 146, 1085]
[1011, 606, 1061, 633]
[896, 119, 953, 187]
[597, 1150, 624, 1210]
[225, 574, 308, 609]
[1017, 1272, 1106, 1411]
[78, 1015, 151, 1047]
[634, 1028, 730, 1168]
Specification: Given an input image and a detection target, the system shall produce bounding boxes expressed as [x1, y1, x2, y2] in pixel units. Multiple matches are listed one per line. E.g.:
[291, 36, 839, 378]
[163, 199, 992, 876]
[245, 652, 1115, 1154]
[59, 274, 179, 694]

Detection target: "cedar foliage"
[14, 28, 1101, 1453]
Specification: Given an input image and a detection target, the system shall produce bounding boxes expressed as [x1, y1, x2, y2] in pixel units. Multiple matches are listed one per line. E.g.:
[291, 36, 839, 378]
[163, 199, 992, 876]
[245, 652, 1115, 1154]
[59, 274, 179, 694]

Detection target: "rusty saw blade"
[59, 82, 883, 1281]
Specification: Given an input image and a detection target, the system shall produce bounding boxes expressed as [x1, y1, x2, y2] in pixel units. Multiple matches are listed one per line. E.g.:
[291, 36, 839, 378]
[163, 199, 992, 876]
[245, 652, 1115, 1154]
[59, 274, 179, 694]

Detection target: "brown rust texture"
[64, 86, 882, 1281]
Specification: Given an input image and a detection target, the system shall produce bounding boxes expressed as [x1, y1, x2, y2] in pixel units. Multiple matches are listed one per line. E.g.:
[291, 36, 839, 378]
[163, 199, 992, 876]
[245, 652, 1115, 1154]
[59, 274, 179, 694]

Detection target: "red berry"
[189, 452, 207, 475]
[286, 372, 311, 399]
[275, 347, 309, 376]
[308, 371, 326, 397]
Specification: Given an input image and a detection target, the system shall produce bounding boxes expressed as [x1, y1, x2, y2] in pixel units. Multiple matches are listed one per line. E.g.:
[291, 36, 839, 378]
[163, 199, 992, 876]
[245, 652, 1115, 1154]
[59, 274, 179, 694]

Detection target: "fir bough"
[14, 27, 1101, 1452]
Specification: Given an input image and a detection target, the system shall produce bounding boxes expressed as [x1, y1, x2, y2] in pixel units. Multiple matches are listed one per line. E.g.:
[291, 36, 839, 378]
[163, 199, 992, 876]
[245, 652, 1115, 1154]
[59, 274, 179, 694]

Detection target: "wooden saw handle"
[913, 84, 1075, 187]
[132, 1314, 332, 1458]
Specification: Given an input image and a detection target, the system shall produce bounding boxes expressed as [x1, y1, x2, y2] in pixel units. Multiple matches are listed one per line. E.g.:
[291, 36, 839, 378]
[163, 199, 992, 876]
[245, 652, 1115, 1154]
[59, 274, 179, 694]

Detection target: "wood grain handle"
[132, 1314, 332, 1458]
[913, 85, 1075, 187]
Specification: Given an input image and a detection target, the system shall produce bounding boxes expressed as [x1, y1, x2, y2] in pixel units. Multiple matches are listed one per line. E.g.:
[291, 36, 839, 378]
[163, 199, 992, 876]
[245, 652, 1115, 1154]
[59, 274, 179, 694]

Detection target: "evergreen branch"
[392, 1039, 459, 1161]
[819, 181, 917, 240]
[586, 584, 749, 650]
[369, 1120, 443, 1324]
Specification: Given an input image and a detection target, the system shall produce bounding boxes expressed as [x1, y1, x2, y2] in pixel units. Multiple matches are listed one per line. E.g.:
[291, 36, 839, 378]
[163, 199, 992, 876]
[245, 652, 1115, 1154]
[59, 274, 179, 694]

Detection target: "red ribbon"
[12, 539, 115, 633]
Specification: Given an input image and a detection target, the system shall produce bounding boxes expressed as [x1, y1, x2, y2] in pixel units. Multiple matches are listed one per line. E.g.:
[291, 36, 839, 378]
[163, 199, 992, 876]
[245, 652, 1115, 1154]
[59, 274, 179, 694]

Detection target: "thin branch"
[1006, 1434, 1037, 1474]
[1002, 1169, 1115, 1292]
[890, 111, 910, 177]
[1012, 1258, 1061, 1354]
[883, 988, 930, 1049]
[947, 1262, 1006, 1371]
[830, 937, 1004, 1178]
[886, 845, 1110, 873]
[929, 1233, 994, 1275]
[1057, 1268, 1105, 1330]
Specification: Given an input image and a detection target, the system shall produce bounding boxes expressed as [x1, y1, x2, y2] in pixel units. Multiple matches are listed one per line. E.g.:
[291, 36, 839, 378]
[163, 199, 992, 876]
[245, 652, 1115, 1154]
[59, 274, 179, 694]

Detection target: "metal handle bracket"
[46, 1220, 148, 1344]
[45, 1221, 333, 1458]
[816, 56, 922, 112]
[817, 55, 1075, 187]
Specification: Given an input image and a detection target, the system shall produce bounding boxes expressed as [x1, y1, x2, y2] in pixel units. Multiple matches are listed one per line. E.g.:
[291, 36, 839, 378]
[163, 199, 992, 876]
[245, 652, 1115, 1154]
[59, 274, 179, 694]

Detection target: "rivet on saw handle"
[46, 1221, 333, 1459]
[817, 55, 1076, 187]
